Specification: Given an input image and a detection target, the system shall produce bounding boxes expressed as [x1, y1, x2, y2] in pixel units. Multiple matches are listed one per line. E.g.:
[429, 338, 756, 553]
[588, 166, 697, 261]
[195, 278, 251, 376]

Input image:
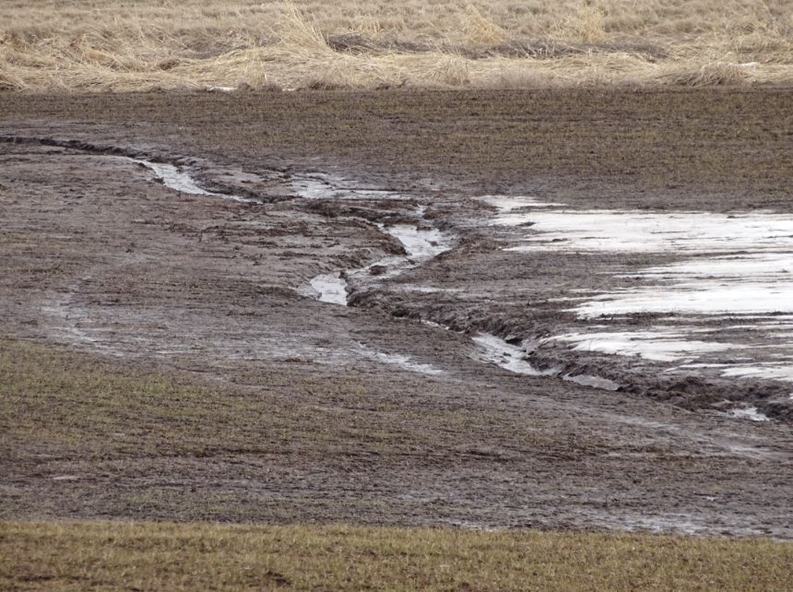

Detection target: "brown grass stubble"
[1, 521, 792, 592]
[1, 0, 793, 91]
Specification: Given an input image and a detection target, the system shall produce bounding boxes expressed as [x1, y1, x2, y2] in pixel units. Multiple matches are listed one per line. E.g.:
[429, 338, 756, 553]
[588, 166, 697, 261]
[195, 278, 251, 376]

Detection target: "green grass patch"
[1, 521, 790, 591]
[0, 337, 597, 464]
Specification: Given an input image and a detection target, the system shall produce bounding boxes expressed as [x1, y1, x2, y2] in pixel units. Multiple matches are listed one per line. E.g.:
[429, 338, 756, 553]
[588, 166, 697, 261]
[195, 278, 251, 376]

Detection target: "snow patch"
[479, 195, 565, 212]
[357, 345, 445, 376]
[134, 159, 253, 203]
[487, 204, 793, 382]
[299, 273, 348, 305]
[472, 333, 549, 376]
[563, 373, 620, 391]
[495, 210, 793, 254]
[550, 331, 743, 362]
[728, 407, 770, 422]
[720, 365, 793, 382]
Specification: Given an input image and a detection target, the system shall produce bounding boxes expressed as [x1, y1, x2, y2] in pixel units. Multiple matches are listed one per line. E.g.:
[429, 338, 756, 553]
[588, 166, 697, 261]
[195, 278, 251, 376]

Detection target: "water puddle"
[291, 174, 338, 199]
[396, 285, 464, 294]
[356, 344, 445, 376]
[494, 209, 793, 254]
[479, 195, 566, 212]
[549, 331, 744, 363]
[472, 333, 620, 389]
[487, 203, 793, 384]
[728, 407, 771, 422]
[389, 224, 450, 261]
[562, 373, 620, 391]
[301, 221, 453, 306]
[472, 333, 550, 376]
[297, 273, 349, 305]
[133, 159, 254, 203]
[291, 173, 408, 201]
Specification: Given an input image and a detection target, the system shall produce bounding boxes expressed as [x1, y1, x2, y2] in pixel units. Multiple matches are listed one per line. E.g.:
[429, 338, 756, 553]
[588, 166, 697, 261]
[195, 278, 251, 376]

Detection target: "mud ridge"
[0, 134, 275, 203]
[349, 276, 792, 420]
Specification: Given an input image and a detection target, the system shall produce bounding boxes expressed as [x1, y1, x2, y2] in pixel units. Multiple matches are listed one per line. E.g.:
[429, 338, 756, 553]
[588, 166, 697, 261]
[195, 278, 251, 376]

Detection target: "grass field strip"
[487, 198, 793, 394]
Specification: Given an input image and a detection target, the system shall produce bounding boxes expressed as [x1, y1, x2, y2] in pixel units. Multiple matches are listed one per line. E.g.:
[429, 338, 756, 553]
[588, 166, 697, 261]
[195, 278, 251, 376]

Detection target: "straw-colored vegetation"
[1, 0, 792, 91]
[2, 521, 792, 591]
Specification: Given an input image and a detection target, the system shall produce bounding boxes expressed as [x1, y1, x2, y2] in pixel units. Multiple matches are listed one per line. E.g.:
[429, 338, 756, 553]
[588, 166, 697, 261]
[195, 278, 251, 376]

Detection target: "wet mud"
[1, 89, 792, 537]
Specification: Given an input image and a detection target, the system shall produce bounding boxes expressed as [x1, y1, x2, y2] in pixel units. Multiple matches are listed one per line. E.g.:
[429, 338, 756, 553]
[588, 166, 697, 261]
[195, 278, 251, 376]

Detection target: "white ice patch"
[472, 333, 549, 376]
[388, 225, 452, 262]
[489, 204, 793, 381]
[563, 373, 620, 391]
[728, 407, 771, 422]
[632, 253, 793, 280]
[721, 365, 793, 382]
[134, 159, 252, 203]
[496, 210, 793, 254]
[577, 253, 793, 318]
[291, 174, 337, 199]
[550, 331, 743, 362]
[302, 222, 453, 305]
[479, 195, 565, 212]
[298, 273, 348, 305]
[576, 282, 793, 318]
[356, 345, 445, 376]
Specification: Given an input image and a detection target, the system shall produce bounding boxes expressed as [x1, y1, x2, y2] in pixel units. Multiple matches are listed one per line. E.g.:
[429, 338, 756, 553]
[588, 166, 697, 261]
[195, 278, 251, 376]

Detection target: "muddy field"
[1, 89, 792, 537]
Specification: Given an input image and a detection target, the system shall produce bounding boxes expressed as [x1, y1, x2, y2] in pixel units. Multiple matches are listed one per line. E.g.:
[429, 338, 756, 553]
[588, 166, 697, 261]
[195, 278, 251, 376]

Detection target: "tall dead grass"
[1, 0, 792, 91]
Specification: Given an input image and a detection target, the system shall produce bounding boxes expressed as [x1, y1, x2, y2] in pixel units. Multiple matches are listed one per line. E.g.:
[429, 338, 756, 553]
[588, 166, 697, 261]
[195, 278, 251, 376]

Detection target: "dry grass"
[2, 521, 792, 591]
[1, 0, 792, 91]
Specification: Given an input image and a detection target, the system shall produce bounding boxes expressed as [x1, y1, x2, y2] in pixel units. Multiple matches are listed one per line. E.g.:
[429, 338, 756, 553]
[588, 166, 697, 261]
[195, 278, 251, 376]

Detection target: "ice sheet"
[550, 331, 744, 362]
[473, 333, 550, 376]
[495, 210, 793, 254]
[134, 159, 252, 202]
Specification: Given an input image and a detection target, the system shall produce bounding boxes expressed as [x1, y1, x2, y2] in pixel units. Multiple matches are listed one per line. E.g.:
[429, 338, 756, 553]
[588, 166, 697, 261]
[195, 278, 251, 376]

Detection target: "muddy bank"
[1, 91, 792, 537]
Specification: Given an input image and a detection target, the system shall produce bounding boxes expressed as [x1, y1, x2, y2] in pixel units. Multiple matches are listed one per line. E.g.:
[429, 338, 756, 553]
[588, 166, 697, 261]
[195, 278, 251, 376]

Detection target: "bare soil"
[0, 89, 791, 537]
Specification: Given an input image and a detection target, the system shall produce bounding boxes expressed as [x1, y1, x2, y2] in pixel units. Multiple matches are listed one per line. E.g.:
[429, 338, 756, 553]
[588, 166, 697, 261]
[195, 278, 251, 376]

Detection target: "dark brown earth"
[0, 89, 791, 537]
